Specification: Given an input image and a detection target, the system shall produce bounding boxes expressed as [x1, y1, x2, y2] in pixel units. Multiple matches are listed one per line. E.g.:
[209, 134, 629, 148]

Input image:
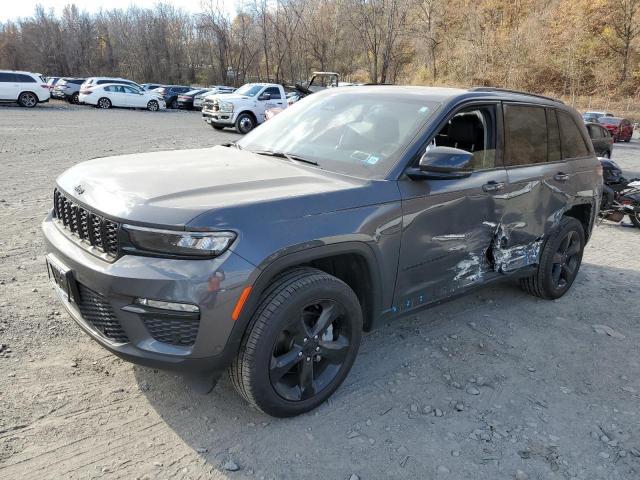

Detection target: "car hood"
[56, 146, 394, 227]
[205, 93, 252, 102]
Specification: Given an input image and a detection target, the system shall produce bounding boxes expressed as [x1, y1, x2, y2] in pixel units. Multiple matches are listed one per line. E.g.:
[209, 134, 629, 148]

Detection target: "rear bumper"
[42, 213, 257, 374]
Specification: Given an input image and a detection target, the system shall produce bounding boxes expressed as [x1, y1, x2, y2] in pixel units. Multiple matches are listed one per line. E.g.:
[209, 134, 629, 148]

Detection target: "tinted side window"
[264, 87, 281, 99]
[547, 109, 561, 162]
[557, 111, 590, 159]
[504, 105, 547, 166]
[103, 86, 112, 92]
[0, 72, 15, 82]
[70, 79, 84, 85]
[15, 74, 36, 83]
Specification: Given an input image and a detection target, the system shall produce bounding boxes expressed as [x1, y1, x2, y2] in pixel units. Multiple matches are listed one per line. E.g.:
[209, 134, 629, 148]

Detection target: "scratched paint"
[453, 252, 485, 286]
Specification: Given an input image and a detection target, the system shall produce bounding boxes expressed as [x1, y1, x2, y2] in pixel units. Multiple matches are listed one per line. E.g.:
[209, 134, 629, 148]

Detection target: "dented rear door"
[496, 104, 570, 272]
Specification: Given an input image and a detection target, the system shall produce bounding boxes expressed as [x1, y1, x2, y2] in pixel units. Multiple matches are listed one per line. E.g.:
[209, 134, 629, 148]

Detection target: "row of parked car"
[0, 70, 237, 112]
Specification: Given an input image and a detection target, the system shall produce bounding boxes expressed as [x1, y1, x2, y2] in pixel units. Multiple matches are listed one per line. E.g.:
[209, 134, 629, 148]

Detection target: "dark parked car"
[154, 85, 192, 108]
[598, 117, 634, 142]
[43, 86, 601, 417]
[177, 88, 210, 110]
[52, 78, 85, 104]
[586, 122, 613, 157]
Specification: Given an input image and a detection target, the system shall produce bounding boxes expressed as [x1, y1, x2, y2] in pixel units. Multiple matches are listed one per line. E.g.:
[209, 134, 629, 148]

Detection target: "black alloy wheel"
[520, 216, 585, 299]
[550, 230, 581, 290]
[230, 267, 362, 417]
[270, 299, 352, 401]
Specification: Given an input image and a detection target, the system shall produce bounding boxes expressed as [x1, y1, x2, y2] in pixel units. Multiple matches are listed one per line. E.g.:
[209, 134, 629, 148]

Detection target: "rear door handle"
[554, 172, 570, 182]
[482, 181, 505, 192]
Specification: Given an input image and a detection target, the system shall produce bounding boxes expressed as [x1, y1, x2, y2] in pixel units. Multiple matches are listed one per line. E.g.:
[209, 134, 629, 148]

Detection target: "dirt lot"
[1, 101, 639, 480]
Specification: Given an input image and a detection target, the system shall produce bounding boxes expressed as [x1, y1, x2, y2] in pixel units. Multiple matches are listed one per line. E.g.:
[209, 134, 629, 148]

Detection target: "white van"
[0, 70, 50, 107]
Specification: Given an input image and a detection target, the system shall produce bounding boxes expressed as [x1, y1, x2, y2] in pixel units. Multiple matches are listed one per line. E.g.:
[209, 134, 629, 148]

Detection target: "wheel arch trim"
[226, 241, 384, 356]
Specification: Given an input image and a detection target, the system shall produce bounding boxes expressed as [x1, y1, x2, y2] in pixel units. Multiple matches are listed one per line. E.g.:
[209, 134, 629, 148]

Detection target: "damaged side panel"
[490, 223, 543, 273]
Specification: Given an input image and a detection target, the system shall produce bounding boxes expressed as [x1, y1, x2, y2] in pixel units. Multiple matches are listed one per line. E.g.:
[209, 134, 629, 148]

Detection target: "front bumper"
[202, 109, 236, 125]
[42, 213, 256, 374]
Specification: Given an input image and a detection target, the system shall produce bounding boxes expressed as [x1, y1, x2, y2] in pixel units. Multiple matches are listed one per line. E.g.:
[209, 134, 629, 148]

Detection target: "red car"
[598, 117, 634, 142]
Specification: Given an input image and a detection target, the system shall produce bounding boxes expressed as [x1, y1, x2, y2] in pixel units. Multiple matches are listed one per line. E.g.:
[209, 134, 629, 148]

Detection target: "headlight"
[123, 225, 236, 258]
[218, 101, 234, 113]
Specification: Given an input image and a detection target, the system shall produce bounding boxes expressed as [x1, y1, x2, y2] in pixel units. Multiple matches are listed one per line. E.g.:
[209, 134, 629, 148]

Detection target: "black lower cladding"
[143, 316, 200, 346]
[76, 283, 129, 343]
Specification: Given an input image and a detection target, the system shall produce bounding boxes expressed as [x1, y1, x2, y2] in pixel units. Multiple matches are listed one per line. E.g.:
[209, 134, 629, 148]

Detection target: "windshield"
[237, 89, 440, 179]
[235, 84, 263, 97]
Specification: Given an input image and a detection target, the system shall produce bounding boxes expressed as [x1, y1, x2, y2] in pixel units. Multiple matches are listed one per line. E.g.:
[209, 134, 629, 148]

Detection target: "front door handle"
[554, 172, 570, 182]
[482, 181, 505, 192]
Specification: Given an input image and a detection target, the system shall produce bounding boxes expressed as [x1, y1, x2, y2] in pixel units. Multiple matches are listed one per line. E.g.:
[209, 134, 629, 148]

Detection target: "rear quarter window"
[557, 111, 590, 159]
[0, 72, 14, 82]
[15, 74, 36, 83]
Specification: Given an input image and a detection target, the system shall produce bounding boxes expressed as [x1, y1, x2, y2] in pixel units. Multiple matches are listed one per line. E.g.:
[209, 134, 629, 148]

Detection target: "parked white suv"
[0, 70, 50, 107]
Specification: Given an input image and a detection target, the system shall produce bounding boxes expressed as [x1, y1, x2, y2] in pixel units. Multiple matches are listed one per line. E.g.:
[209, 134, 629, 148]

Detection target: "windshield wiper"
[221, 142, 242, 150]
[251, 150, 319, 166]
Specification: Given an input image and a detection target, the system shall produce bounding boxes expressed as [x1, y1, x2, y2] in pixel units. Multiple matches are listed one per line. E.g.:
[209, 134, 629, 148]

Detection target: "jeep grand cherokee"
[43, 86, 601, 417]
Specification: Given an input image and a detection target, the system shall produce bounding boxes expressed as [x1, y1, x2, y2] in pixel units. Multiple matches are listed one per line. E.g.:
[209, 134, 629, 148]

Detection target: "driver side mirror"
[408, 146, 473, 180]
[258, 93, 271, 101]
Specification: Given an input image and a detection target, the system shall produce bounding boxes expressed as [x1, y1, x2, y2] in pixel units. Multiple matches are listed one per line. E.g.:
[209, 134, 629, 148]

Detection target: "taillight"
[80, 89, 92, 95]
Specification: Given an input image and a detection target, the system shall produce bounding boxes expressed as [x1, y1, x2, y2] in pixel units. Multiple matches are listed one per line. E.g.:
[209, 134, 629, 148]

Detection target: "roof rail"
[469, 87, 563, 104]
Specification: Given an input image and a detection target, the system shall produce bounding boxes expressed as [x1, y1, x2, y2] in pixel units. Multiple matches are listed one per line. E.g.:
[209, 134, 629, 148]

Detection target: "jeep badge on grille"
[74, 184, 85, 195]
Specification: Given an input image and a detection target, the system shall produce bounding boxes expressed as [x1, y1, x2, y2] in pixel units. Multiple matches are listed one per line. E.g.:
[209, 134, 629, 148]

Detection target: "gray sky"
[0, 1, 237, 21]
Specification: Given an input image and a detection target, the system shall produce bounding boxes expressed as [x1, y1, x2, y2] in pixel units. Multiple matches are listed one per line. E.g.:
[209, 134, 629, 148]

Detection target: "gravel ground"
[1, 101, 639, 480]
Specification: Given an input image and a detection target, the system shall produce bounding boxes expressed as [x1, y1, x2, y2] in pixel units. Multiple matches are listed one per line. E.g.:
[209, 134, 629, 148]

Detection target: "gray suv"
[43, 86, 602, 417]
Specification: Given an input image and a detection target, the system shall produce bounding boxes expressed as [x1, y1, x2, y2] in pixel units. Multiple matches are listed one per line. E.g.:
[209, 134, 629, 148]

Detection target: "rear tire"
[18, 92, 37, 108]
[229, 268, 363, 417]
[520, 217, 585, 300]
[97, 97, 112, 109]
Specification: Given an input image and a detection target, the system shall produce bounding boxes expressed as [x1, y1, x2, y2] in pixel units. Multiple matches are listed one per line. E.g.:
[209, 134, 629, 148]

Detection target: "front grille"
[53, 188, 120, 258]
[202, 99, 218, 112]
[143, 317, 199, 346]
[77, 284, 129, 343]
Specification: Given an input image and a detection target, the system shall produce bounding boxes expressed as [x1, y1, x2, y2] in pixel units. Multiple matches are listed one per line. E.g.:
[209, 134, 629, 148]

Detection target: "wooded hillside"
[1, 1, 639, 108]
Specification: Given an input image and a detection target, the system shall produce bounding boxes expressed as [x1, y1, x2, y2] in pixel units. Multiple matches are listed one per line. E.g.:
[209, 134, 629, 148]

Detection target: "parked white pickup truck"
[201, 83, 287, 134]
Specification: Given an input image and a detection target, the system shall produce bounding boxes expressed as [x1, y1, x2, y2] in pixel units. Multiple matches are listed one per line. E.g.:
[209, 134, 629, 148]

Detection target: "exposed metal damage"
[490, 223, 543, 273]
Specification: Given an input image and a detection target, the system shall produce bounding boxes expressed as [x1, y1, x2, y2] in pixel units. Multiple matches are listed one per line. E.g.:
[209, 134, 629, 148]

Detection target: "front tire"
[235, 112, 255, 134]
[520, 217, 585, 300]
[97, 97, 112, 109]
[18, 92, 38, 108]
[229, 268, 363, 417]
[147, 100, 159, 111]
